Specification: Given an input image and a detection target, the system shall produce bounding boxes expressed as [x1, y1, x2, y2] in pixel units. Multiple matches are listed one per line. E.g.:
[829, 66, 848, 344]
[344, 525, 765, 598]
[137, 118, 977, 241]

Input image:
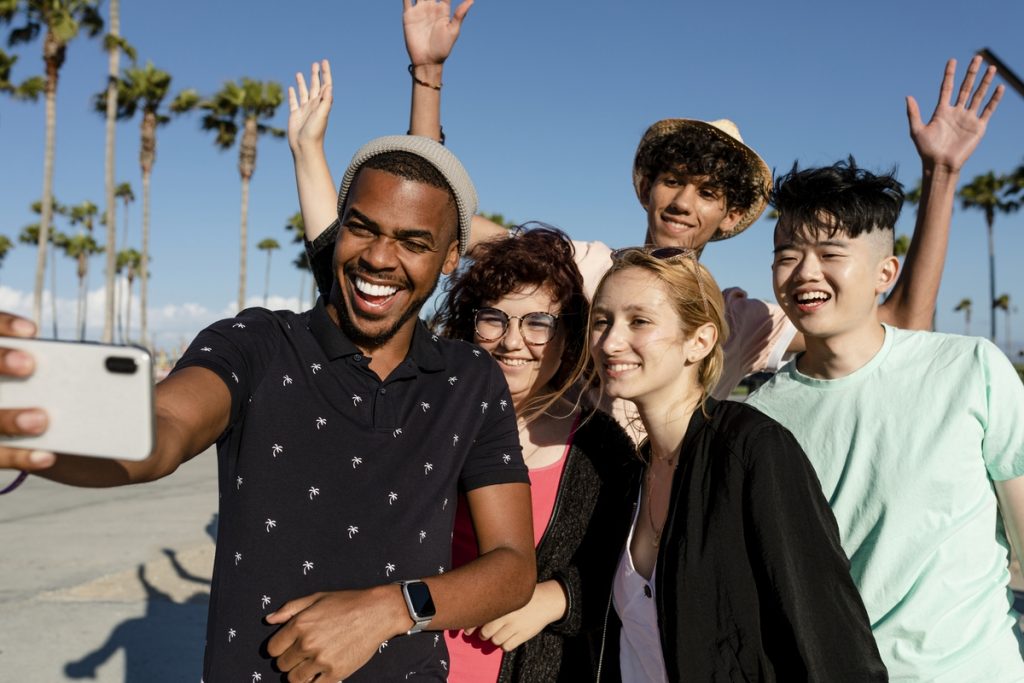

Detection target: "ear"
[637, 178, 652, 209]
[717, 206, 746, 236]
[874, 255, 900, 295]
[441, 240, 461, 276]
[685, 321, 719, 364]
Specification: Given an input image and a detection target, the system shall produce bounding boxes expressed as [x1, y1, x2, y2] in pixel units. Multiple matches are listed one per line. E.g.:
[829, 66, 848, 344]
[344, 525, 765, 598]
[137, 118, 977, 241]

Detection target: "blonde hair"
[591, 249, 729, 408]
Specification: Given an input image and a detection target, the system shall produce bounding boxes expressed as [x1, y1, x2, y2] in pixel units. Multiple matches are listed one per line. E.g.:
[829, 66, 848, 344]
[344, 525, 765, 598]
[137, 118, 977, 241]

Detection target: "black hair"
[352, 151, 458, 238]
[635, 127, 762, 212]
[771, 156, 903, 243]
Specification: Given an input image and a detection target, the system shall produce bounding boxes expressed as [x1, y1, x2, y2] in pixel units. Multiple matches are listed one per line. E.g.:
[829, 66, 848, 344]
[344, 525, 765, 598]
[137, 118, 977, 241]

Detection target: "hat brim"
[632, 119, 771, 242]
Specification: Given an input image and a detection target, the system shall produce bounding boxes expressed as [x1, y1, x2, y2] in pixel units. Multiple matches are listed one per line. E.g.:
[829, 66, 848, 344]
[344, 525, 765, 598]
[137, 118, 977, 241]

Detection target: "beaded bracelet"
[408, 64, 442, 90]
[0, 470, 28, 495]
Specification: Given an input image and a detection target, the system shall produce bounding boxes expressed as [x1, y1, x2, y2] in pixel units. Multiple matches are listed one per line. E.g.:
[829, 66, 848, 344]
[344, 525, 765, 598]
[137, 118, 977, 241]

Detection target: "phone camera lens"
[105, 357, 139, 374]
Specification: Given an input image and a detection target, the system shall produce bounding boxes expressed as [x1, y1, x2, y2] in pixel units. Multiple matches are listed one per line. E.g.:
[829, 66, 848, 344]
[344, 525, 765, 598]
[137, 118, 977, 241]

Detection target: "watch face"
[406, 581, 436, 619]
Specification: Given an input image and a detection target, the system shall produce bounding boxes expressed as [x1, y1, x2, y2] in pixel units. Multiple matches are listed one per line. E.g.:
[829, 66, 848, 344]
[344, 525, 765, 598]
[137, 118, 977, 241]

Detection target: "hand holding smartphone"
[0, 338, 155, 461]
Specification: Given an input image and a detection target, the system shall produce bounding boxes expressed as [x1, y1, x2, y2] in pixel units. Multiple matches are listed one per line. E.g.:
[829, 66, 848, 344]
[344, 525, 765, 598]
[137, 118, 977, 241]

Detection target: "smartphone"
[0, 338, 154, 460]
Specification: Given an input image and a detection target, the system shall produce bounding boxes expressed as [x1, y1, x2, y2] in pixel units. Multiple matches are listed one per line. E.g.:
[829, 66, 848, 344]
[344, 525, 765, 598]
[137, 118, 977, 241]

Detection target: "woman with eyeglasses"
[589, 248, 886, 682]
[432, 226, 636, 683]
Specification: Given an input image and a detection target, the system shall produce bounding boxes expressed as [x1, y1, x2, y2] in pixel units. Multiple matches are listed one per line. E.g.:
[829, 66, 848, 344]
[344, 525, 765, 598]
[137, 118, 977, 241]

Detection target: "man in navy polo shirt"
[0, 136, 537, 682]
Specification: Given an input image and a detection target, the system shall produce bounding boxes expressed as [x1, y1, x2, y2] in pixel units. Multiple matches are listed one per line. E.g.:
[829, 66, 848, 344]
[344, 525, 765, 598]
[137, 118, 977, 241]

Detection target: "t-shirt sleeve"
[572, 239, 613, 301]
[713, 288, 797, 398]
[170, 308, 284, 431]
[978, 340, 1024, 481]
[306, 219, 340, 299]
[458, 358, 529, 491]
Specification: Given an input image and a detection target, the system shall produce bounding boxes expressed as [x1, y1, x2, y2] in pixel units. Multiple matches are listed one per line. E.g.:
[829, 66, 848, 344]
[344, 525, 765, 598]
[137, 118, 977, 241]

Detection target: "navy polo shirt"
[173, 297, 526, 682]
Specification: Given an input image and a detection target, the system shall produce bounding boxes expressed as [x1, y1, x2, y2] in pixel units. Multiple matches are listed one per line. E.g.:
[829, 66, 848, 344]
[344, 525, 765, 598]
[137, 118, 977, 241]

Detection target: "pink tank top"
[445, 416, 578, 682]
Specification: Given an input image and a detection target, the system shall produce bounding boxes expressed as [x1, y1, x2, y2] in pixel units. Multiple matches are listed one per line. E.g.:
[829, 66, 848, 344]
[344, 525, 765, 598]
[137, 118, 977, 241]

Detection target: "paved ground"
[0, 451, 218, 683]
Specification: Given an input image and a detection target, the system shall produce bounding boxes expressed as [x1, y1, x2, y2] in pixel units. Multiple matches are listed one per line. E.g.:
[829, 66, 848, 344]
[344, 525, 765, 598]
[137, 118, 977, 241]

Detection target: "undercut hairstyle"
[355, 151, 458, 237]
[771, 156, 904, 248]
[635, 127, 762, 212]
[433, 225, 589, 418]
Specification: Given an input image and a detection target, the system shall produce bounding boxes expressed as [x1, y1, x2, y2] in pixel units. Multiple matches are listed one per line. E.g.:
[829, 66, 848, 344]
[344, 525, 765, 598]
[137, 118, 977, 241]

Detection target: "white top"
[613, 490, 669, 683]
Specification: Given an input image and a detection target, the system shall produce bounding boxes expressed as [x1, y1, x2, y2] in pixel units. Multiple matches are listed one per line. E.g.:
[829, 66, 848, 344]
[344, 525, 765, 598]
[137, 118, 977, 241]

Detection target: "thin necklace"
[645, 458, 676, 548]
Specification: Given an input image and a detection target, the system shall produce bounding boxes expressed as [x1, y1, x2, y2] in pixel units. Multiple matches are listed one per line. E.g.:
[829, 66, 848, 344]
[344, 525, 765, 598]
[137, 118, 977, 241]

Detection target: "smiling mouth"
[604, 361, 641, 377]
[495, 355, 533, 368]
[793, 291, 831, 312]
[351, 276, 402, 309]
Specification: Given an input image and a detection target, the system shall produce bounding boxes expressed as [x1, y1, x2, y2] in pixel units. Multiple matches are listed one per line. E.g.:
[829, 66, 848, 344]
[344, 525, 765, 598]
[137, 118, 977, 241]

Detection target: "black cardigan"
[495, 409, 637, 683]
[594, 399, 887, 682]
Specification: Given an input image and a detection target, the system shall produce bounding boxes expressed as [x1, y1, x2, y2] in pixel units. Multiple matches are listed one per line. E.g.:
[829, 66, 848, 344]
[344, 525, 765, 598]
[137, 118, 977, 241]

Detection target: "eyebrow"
[347, 208, 437, 247]
[592, 303, 660, 316]
[773, 239, 850, 254]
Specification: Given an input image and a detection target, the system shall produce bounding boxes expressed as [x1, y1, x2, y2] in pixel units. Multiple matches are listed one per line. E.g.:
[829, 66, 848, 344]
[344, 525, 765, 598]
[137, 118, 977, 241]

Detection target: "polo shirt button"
[353, 354, 362, 362]
[379, 388, 387, 395]
[643, 585, 652, 598]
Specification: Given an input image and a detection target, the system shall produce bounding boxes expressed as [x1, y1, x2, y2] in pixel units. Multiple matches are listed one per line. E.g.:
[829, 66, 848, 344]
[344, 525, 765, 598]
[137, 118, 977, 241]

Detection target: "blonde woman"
[589, 247, 886, 682]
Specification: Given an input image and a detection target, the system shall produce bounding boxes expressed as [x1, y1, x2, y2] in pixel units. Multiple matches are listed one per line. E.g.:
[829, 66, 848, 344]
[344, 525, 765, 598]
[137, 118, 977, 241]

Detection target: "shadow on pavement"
[63, 551, 210, 682]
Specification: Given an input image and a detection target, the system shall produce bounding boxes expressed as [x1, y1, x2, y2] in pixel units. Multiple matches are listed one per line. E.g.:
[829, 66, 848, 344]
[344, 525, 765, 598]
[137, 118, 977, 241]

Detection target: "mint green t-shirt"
[748, 325, 1024, 682]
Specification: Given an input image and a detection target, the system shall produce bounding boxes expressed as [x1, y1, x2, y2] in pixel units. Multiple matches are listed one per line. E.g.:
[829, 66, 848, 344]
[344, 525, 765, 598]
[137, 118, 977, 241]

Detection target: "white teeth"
[607, 363, 640, 372]
[796, 291, 830, 303]
[355, 278, 399, 297]
[497, 357, 531, 367]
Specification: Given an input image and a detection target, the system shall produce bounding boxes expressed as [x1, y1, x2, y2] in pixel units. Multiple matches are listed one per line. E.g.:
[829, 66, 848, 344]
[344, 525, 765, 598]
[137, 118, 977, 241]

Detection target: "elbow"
[508, 549, 537, 611]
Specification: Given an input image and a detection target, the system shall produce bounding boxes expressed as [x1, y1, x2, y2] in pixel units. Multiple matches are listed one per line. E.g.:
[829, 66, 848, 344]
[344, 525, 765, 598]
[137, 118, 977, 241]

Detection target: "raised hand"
[403, 0, 474, 66]
[0, 312, 53, 475]
[287, 60, 334, 157]
[906, 56, 1004, 173]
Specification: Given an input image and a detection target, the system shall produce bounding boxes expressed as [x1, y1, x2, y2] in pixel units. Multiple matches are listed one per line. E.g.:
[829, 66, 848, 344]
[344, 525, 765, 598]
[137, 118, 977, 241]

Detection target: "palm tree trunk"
[49, 241, 59, 338]
[264, 250, 272, 307]
[140, 169, 151, 349]
[76, 257, 86, 341]
[298, 269, 306, 311]
[239, 176, 250, 312]
[987, 218, 996, 341]
[33, 32, 61, 328]
[125, 273, 134, 342]
[101, 0, 121, 343]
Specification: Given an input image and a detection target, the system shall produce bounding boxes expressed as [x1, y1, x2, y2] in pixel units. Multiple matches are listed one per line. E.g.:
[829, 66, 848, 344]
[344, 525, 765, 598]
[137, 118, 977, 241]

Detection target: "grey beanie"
[336, 135, 478, 256]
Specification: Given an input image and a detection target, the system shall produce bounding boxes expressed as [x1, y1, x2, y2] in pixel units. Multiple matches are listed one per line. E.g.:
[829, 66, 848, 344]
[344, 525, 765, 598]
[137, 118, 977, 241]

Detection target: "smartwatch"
[397, 579, 436, 635]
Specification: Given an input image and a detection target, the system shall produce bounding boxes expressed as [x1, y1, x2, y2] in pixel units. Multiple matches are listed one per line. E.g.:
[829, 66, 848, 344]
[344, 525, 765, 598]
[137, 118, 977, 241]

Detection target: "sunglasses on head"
[610, 246, 710, 316]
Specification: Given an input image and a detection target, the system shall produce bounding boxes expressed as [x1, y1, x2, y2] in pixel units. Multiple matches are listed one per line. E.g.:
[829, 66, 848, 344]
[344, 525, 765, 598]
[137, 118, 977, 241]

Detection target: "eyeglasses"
[610, 246, 710, 316]
[473, 307, 559, 345]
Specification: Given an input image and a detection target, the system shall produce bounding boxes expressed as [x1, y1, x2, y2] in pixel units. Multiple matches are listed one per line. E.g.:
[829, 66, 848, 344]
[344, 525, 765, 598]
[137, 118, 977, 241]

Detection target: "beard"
[330, 272, 439, 350]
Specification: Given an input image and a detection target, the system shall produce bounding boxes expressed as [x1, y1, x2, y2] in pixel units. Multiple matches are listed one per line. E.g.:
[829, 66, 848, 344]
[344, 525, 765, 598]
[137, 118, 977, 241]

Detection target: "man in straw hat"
[0, 135, 538, 682]
[289, 1, 1002, 431]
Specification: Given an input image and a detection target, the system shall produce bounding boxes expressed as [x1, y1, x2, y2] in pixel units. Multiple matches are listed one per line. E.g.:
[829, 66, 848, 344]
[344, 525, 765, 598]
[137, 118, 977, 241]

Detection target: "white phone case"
[0, 338, 154, 460]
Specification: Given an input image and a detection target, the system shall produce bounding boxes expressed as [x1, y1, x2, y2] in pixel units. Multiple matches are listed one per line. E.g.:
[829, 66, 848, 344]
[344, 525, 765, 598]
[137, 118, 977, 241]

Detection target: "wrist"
[374, 583, 416, 637]
[921, 160, 962, 180]
[410, 63, 444, 80]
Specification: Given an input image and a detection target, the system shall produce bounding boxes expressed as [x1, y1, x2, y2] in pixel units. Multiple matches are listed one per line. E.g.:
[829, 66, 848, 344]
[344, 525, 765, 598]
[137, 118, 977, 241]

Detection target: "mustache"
[343, 263, 408, 289]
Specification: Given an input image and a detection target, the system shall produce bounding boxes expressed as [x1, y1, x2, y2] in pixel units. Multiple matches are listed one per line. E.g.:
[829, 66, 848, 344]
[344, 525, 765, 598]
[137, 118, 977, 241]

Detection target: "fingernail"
[11, 319, 35, 336]
[29, 451, 55, 466]
[7, 350, 32, 373]
[15, 410, 46, 433]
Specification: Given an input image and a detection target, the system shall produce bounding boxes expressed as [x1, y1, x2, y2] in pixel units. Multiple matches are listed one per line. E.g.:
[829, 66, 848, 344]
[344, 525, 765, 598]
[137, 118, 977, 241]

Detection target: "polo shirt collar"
[309, 296, 445, 373]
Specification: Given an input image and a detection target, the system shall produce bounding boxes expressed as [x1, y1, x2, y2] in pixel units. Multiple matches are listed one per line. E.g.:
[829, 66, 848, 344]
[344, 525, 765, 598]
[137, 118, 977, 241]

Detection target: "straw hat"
[632, 119, 772, 241]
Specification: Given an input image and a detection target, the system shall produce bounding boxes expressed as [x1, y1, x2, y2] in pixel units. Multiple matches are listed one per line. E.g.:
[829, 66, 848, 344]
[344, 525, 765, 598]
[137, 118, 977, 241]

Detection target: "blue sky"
[1, 0, 1023, 353]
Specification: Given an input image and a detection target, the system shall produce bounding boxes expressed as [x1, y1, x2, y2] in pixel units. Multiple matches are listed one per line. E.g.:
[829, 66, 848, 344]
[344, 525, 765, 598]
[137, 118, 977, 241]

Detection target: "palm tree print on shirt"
[347, 525, 359, 539]
[448, 376, 457, 385]
[379, 640, 389, 653]
[234, 552, 242, 566]
[310, 362, 321, 374]
[302, 560, 314, 575]
[201, 346, 212, 352]
[231, 372, 239, 384]
[282, 374, 293, 387]
[500, 399, 508, 411]
[420, 402, 430, 412]
[228, 628, 236, 642]
[423, 462, 433, 475]
[388, 491, 398, 505]
[315, 416, 326, 429]
[481, 402, 488, 413]
[351, 456, 363, 468]
[452, 434, 459, 446]
[385, 563, 396, 577]
[272, 443, 283, 457]
[308, 486, 319, 500]
[233, 322, 246, 329]
[261, 595, 271, 609]
[236, 476, 243, 489]
[252, 673, 261, 683]
[503, 454, 512, 464]
[419, 530, 426, 543]
[265, 519, 276, 532]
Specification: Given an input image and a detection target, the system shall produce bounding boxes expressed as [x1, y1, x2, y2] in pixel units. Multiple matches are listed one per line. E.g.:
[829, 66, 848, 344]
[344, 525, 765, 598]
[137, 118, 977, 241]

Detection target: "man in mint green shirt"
[747, 158, 1024, 682]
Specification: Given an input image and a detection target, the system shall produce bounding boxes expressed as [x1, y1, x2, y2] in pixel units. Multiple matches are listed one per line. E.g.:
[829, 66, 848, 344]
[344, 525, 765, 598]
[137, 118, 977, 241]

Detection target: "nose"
[361, 235, 399, 271]
[792, 253, 822, 283]
[666, 184, 695, 214]
[597, 321, 626, 357]
[499, 317, 526, 351]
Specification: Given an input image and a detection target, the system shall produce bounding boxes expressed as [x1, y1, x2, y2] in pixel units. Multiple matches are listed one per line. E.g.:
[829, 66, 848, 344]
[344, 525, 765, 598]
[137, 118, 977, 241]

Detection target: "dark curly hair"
[635, 127, 762, 212]
[771, 156, 903, 244]
[433, 225, 589, 417]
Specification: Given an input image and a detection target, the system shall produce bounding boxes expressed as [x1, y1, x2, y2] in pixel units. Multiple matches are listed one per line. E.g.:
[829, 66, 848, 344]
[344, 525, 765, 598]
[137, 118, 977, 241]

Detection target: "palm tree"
[0, 45, 43, 117]
[0, 235, 13, 282]
[959, 172, 1014, 341]
[0, 0, 104, 328]
[99, 0, 134, 343]
[67, 200, 101, 340]
[257, 237, 280, 307]
[198, 78, 285, 311]
[995, 294, 1012, 353]
[115, 247, 141, 342]
[103, 60, 198, 348]
[114, 181, 134, 247]
[284, 211, 311, 309]
[954, 298, 972, 335]
[894, 235, 910, 258]
[20, 198, 66, 336]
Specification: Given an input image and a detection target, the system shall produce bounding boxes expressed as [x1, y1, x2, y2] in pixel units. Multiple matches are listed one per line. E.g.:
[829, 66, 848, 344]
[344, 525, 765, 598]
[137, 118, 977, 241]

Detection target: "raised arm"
[880, 56, 1004, 329]
[404, 0, 474, 139]
[288, 60, 338, 244]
